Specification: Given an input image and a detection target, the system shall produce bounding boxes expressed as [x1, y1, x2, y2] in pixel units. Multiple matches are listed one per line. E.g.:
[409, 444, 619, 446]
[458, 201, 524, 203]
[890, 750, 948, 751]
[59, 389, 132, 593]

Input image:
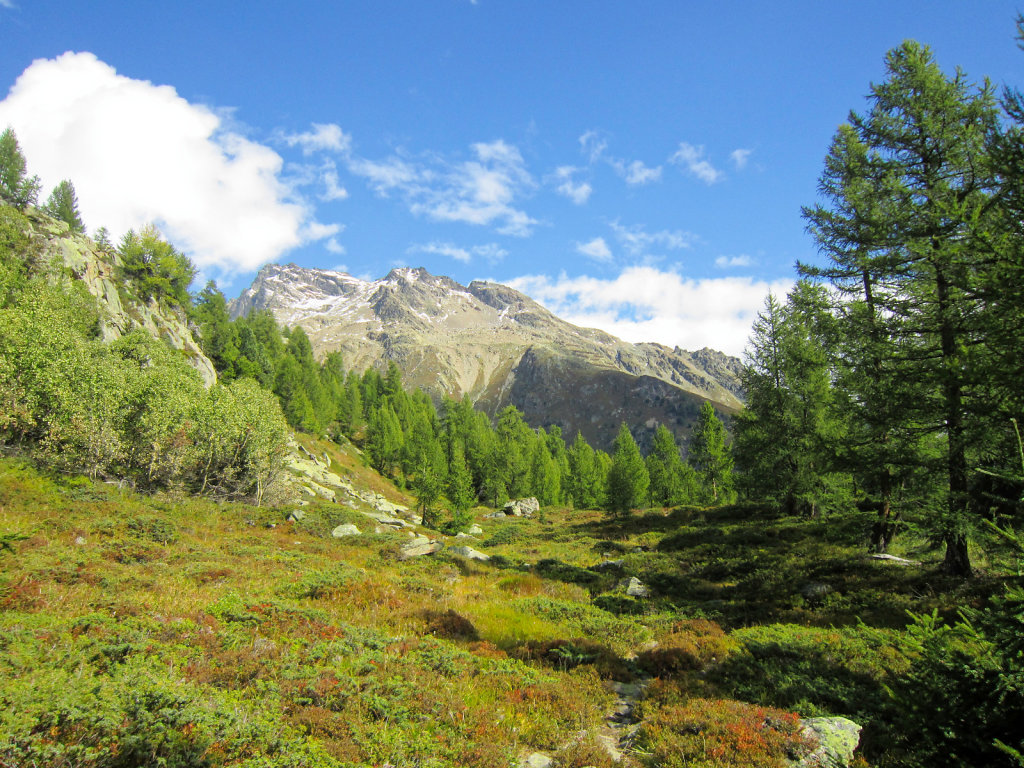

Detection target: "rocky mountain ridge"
[232, 263, 744, 451]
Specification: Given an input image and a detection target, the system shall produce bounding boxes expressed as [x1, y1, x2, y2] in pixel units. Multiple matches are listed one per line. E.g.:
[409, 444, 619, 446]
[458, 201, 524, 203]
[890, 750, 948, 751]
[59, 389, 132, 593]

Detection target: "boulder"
[869, 553, 919, 566]
[361, 510, 411, 528]
[468, 524, 484, 535]
[619, 576, 649, 598]
[503, 497, 540, 517]
[793, 717, 862, 768]
[331, 524, 360, 538]
[286, 510, 306, 522]
[594, 559, 625, 571]
[399, 535, 444, 559]
[448, 545, 490, 561]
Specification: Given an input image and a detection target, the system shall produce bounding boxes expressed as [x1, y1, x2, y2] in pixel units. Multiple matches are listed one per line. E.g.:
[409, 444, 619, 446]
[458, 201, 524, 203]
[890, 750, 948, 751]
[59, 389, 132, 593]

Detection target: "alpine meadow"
[3, 8, 1024, 768]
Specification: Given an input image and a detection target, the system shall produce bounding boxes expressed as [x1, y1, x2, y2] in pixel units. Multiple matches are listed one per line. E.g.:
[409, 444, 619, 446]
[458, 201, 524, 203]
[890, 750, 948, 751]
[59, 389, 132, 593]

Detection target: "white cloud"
[669, 142, 723, 184]
[355, 139, 537, 237]
[716, 254, 753, 268]
[325, 238, 346, 255]
[610, 220, 695, 257]
[576, 236, 612, 263]
[611, 159, 662, 186]
[551, 165, 592, 204]
[316, 162, 348, 201]
[0, 0, 16, 8]
[0, 52, 333, 273]
[282, 122, 352, 156]
[579, 130, 608, 163]
[409, 240, 508, 264]
[730, 148, 752, 170]
[507, 267, 794, 357]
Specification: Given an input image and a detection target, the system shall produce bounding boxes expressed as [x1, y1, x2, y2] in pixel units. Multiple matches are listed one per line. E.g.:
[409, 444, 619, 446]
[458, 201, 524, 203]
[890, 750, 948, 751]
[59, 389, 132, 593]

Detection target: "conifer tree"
[802, 41, 1001, 573]
[0, 127, 40, 209]
[43, 179, 85, 233]
[606, 423, 649, 515]
[689, 402, 734, 504]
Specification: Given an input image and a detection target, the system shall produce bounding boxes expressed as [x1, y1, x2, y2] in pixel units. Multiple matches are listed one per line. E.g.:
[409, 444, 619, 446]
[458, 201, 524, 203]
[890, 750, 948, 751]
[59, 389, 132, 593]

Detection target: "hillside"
[0, 446, 1002, 768]
[231, 263, 744, 452]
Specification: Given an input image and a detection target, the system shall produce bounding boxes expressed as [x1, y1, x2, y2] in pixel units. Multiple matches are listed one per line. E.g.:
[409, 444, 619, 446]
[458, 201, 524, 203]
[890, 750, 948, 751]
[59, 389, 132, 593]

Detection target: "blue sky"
[1, 1, 1021, 355]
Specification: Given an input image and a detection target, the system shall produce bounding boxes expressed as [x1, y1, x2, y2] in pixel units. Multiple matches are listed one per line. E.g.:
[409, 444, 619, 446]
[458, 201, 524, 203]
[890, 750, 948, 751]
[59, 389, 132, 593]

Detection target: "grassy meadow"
[0, 437, 1014, 768]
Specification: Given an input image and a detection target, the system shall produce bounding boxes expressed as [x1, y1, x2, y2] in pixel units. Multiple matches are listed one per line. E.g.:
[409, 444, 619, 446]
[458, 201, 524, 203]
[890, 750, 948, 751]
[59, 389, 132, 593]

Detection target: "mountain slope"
[232, 263, 743, 450]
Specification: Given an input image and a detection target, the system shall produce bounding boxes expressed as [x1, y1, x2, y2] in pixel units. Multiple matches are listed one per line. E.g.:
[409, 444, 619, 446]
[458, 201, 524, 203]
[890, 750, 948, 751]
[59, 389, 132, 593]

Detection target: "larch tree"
[689, 401, 735, 504]
[802, 40, 1001, 574]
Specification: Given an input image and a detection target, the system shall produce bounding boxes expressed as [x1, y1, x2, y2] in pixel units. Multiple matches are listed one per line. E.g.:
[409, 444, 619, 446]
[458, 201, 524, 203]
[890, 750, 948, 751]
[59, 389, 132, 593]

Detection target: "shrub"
[636, 697, 810, 768]
[637, 619, 738, 677]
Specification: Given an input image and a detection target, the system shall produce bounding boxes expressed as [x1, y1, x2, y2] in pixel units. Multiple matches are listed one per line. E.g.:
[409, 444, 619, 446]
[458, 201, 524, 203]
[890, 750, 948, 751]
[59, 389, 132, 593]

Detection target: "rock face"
[230, 263, 743, 451]
[26, 210, 217, 387]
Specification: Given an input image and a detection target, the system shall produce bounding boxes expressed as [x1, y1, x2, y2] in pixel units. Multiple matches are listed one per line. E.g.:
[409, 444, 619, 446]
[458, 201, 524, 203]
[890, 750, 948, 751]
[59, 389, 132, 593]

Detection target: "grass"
[0, 453, 1012, 767]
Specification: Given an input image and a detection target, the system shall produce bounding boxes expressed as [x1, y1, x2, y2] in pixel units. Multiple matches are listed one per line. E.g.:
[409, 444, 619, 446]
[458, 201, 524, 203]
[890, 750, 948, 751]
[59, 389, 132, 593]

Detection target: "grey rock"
[448, 545, 490, 561]
[800, 582, 834, 600]
[522, 753, 554, 768]
[467, 524, 484, 535]
[503, 497, 540, 517]
[594, 559, 625, 571]
[286, 510, 306, 522]
[399, 535, 443, 559]
[793, 717, 862, 768]
[74, 535, 87, 546]
[331, 524, 361, 538]
[620, 576, 649, 598]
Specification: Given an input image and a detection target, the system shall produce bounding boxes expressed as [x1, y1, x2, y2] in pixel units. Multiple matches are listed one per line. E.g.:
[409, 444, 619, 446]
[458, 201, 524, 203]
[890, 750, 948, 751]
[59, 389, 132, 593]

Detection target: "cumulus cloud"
[576, 236, 612, 262]
[730, 148, 752, 170]
[610, 220, 695, 257]
[611, 158, 662, 185]
[669, 142, 723, 184]
[551, 165, 592, 204]
[507, 267, 794, 357]
[0, 52, 338, 273]
[352, 139, 537, 237]
[716, 254, 753, 268]
[408, 240, 508, 264]
[282, 122, 352, 156]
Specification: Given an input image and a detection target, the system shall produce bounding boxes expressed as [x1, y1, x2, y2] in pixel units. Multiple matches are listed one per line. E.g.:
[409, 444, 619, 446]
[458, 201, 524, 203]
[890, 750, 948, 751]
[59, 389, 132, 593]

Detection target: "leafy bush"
[637, 619, 738, 677]
[636, 696, 810, 768]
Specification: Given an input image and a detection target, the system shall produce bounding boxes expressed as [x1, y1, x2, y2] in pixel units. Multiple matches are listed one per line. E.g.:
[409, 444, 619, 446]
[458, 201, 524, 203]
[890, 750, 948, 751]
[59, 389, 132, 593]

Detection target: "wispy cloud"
[716, 254, 753, 268]
[610, 158, 662, 186]
[610, 220, 695, 257]
[575, 236, 612, 263]
[507, 267, 794, 357]
[579, 130, 608, 163]
[550, 165, 592, 205]
[350, 139, 537, 237]
[325, 238, 346, 255]
[669, 142, 723, 184]
[320, 162, 349, 201]
[0, 52, 334, 273]
[282, 122, 352, 156]
[408, 240, 508, 264]
[730, 148, 752, 170]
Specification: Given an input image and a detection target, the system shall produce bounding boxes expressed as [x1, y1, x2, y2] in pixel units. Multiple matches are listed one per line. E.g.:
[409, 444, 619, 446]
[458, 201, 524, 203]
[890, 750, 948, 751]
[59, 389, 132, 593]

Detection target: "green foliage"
[689, 402, 735, 504]
[117, 224, 196, 308]
[606, 422, 649, 515]
[43, 179, 85, 233]
[0, 127, 41, 209]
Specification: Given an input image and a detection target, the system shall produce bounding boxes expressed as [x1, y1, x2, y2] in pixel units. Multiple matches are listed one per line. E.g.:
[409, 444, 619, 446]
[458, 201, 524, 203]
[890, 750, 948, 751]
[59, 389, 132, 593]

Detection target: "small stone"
[331, 524, 361, 538]
[467, 524, 483, 535]
[74, 535, 87, 546]
[286, 510, 306, 522]
[522, 753, 554, 768]
[793, 716, 862, 768]
[620, 576, 649, 598]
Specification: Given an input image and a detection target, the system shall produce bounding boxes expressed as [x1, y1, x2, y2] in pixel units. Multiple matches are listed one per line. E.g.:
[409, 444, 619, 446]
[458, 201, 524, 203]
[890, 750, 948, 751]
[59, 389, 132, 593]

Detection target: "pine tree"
[646, 424, 690, 507]
[689, 402, 734, 504]
[43, 179, 85, 233]
[0, 127, 40, 209]
[606, 423, 649, 515]
[567, 431, 600, 509]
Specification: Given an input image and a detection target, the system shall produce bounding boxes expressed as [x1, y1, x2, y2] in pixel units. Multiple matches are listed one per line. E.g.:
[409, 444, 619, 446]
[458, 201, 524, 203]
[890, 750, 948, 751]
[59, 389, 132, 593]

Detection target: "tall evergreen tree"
[0, 127, 40, 209]
[802, 41, 1001, 574]
[689, 402, 735, 504]
[646, 424, 694, 507]
[606, 423, 649, 515]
